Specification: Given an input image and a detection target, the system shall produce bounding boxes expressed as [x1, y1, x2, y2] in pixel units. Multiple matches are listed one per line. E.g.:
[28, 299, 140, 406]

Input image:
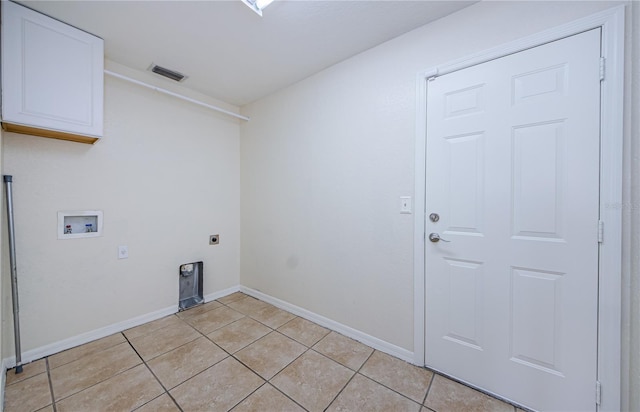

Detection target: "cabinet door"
[1, 1, 103, 140]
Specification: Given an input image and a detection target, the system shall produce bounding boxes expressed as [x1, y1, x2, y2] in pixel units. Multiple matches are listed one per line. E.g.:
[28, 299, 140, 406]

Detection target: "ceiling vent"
[149, 64, 187, 82]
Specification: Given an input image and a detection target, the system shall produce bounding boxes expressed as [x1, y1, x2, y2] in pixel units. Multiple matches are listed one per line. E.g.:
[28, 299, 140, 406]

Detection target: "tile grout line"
[140, 301, 277, 411]
[169, 296, 428, 411]
[38, 334, 133, 405]
[225, 381, 270, 412]
[212, 317, 314, 412]
[25, 293, 509, 412]
[422, 369, 435, 407]
[262, 381, 310, 412]
[215, 317, 313, 412]
[53, 362, 155, 405]
[321, 348, 376, 411]
[206, 320, 284, 411]
[227, 293, 516, 410]
[123, 330, 185, 412]
[45, 336, 127, 371]
[220, 294, 304, 331]
[45, 358, 58, 412]
[262, 345, 312, 412]
[277, 324, 332, 348]
[314, 346, 429, 409]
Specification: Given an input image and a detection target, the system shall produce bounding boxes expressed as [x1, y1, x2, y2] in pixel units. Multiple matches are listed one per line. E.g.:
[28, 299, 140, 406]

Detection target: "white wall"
[1, 63, 241, 354]
[240, 0, 636, 408]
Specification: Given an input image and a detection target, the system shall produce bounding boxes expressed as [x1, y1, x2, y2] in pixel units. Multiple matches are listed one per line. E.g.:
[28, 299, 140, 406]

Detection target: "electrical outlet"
[209, 234, 219, 245]
[118, 245, 129, 259]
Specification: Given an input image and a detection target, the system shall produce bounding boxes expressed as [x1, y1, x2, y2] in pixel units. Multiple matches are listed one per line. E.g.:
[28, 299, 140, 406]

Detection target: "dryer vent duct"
[150, 64, 186, 82]
[179, 261, 203, 311]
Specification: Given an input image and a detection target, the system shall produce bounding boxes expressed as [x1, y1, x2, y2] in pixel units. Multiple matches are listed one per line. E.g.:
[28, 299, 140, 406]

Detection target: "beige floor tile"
[56, 364, 164, 412]
[271, 350, 354, 412]
[231, 383, 305, 412]
[249, 305, 297, 329]
[35, 405, 54, 412]
[134, 393, 181, 412]
[50, 341, 142, 400]
[217, 291, 246, 304]
[4, 373, 52, 412]
[129, 319, 200, 361]
[147, 336, 228, 389]
[123, 315, 183, 340]
[424, 375, 514, 412]
[176, 300, 223, 320]
[327, 374, 422, 412]
[184, 305, 245, 334]
[5, 359, 47, 386]
[207, 317, 271, 354]
[360, 350, 432, 403]
[170, 357, 264, 411]
[313, 331, 373, 370]
[48, 333, 126, 369]
[278, 317, 330, 347]
[234, 332, 306, 379]
[227, 295, 273, 316]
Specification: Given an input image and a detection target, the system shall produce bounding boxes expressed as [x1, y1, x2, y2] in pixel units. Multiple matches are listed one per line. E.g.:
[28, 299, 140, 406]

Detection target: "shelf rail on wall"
[104, 70, 250, 121]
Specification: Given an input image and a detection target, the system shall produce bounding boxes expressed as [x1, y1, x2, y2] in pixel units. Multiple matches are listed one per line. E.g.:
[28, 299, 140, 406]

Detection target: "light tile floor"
[4, 292, 522, 412]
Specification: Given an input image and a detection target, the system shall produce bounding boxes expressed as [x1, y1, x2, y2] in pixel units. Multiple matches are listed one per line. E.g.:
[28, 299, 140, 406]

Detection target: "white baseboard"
[1, 283, 413, 379]
[1, 285, 244, 369]
[2, 304, 177, 369]
[204, 285, 241, 303]
[239, 286, 415, 364]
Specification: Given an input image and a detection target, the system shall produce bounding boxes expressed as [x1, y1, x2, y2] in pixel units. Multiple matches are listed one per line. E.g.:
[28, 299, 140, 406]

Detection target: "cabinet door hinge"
[598, 220, 604, 243]
[600, 57, 606, 81]
[596, 381, 602, 405]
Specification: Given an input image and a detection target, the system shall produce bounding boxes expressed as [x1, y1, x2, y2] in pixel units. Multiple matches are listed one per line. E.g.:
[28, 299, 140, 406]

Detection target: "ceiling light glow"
[241, 0, 274, 16]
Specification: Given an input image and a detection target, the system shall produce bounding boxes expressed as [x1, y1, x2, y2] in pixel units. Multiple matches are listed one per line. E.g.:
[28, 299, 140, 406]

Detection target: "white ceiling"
[17, 0, 476, 106]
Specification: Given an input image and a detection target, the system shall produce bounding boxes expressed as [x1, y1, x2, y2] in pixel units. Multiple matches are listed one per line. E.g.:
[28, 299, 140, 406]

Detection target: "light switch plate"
[400, 196, 412, 214]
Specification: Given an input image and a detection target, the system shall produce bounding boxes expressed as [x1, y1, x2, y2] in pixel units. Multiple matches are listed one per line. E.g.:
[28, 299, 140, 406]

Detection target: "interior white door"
[425, 29, 601, 412]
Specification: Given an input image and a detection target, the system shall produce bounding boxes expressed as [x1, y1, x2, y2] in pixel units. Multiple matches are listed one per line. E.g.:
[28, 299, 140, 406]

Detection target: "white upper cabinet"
[1, 1, 104, 144]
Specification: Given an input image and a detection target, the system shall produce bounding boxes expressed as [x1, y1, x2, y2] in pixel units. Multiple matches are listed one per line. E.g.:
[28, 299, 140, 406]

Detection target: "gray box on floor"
[179, 261, 203, 310]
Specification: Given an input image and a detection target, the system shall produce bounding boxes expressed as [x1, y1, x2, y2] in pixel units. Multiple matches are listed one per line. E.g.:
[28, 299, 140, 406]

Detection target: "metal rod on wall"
[4, 175, 23, 374]
[103, 70, 250, 122]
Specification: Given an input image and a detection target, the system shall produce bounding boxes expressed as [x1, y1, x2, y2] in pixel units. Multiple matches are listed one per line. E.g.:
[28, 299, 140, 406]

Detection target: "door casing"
[413, 6, 625, 411]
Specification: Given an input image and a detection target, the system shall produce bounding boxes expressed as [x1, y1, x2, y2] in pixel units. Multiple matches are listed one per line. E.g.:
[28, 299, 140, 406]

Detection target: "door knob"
[429, 233, 450, 243]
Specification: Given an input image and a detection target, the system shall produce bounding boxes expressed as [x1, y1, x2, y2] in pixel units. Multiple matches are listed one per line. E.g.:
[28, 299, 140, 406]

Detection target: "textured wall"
[1, 65, 241, 354]
[240, 0, 634, 408]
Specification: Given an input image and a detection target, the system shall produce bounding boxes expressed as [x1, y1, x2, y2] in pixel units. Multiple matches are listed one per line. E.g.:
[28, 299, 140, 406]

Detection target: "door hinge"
[598, 220, 604, 243]
[596, 381, 602, 405]
[600, 57, 606, 81]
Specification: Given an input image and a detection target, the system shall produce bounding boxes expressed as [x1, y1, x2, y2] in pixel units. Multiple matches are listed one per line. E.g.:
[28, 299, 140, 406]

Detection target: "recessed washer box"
[57, 210, 103, 239]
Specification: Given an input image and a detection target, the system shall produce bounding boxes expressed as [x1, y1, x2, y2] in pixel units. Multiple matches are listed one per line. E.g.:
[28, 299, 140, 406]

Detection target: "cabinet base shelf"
[2, 122, 99, 145]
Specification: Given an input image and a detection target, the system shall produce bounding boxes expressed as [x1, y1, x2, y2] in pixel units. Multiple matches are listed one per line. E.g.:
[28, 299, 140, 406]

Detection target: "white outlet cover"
[118, 245, 129, 259]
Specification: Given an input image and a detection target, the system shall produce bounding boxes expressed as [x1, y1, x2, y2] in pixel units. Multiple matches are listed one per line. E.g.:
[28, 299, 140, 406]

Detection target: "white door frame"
[413, 6, 625, 411]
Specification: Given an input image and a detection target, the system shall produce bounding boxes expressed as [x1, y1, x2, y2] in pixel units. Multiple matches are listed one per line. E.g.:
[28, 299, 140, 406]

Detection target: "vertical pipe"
[4, 175, 23, 373]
